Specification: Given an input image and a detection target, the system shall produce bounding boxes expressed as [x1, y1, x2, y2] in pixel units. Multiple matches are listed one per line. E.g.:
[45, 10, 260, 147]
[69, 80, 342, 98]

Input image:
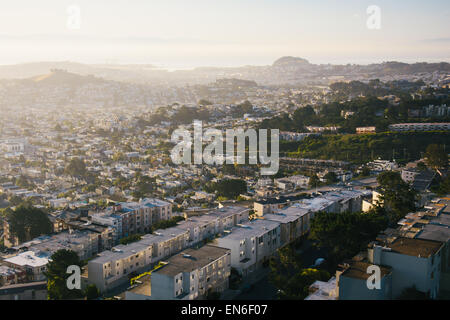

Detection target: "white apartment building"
[126, 245, 231, 300]
[263, 204, 311, 246]
[176, 206, 249, 246]
[215, 219, 281, 276]
[367, 237, 443, 299]
[3, 251, 50, 282]
[114, 198, 172, 237]
[87, 226, 189, 292]
[11, 230, 101, 261]
[87, 241, 154, 292]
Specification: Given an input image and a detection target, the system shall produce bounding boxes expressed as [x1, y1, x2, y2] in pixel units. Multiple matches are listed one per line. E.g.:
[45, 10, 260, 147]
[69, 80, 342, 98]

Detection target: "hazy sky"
[0, 0, 449, 68]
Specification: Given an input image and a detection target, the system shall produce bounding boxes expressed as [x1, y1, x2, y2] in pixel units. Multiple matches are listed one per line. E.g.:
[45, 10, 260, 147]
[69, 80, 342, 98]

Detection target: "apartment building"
[11, 230, 101, 261]
[336, 260, 393, 300]
[0, 266, 27, 287]
[90, 212, 123, 244]
[401, 168, 436, 191]
[115, 198, 172, 237]
[395, 195, 450, 295]
[254, 195, 304, 216]
[215, 219, 281, 276]
[254, 190, 368, 217]
[263, 204, 310, 247]
[87, 226, 189, 292]
[3, 251, 50, 282]
[126, 245, 231, 300]
[356, 126, 376, 134]
[0, 281, 47, 300]
[87, 241, 154, 292]
[388, 122, 450, 132]
[367, 237, 443, 299]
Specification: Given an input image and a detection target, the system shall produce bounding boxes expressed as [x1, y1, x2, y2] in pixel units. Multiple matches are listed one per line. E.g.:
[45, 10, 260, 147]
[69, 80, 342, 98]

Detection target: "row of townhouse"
[255, 189, 370, 218]
[126, 245, 231, 300]
[279, 131, 320, 142]
[87, 206, 249, 292]
[388, 122, 450, 132]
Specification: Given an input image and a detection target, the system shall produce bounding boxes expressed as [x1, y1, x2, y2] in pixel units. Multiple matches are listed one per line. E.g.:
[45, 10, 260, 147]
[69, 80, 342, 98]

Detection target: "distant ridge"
[273, 56, 310, 66]
[0, 57, 448, 85]
[28, 69, 102, 85]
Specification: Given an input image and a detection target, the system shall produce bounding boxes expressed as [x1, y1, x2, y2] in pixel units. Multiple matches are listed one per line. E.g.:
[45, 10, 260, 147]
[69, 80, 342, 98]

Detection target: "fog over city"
[0, 0, 449, 307]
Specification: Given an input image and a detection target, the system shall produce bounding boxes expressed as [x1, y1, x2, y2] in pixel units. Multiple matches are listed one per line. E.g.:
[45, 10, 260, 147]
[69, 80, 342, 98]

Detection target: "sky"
[0, 0, 449, 69]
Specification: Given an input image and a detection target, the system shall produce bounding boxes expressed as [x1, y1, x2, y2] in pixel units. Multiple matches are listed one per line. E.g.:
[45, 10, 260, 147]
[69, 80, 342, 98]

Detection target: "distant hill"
[273, 56, 310, 66]
[28, 69, 103, 85]
[0, 57, 448, 86]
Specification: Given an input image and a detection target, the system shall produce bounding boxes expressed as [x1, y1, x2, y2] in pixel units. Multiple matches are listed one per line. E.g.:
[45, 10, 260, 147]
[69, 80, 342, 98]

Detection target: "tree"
[84, 284, 100, 300]
[323, 172, 338, 184]
[120, 234, 142, 245]
[308, 174, 320, 189]
[205, 179, 247, 199]
[309, 211, 388, 263]
[7, 204, 52, 243]
[416, 161, 427, 171]
[425, 144, 448, 174]
[46, 249, 84, 300]
[65, 158, 87, 178]
[431, 174, 450, 196]
[376, 171, 416, 225]
[269, 245, 330, 300]
[360, 167, 371, 177]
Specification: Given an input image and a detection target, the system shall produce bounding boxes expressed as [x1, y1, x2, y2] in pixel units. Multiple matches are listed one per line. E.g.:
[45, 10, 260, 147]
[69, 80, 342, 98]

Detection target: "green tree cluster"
[269, 246, 330, 299]
[205, 179, 247, 199]
[7, 204, 52, 243]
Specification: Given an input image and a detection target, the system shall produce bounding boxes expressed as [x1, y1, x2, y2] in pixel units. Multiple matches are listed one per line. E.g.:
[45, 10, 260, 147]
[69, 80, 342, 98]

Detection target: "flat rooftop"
[218, 219, 280, 240]
[154, 245, 230, 277]
[340, 261, 391, 280]
[4, 250, 50, 268]
[387, 237, 443, 258]
[416, 224, 450, 243]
